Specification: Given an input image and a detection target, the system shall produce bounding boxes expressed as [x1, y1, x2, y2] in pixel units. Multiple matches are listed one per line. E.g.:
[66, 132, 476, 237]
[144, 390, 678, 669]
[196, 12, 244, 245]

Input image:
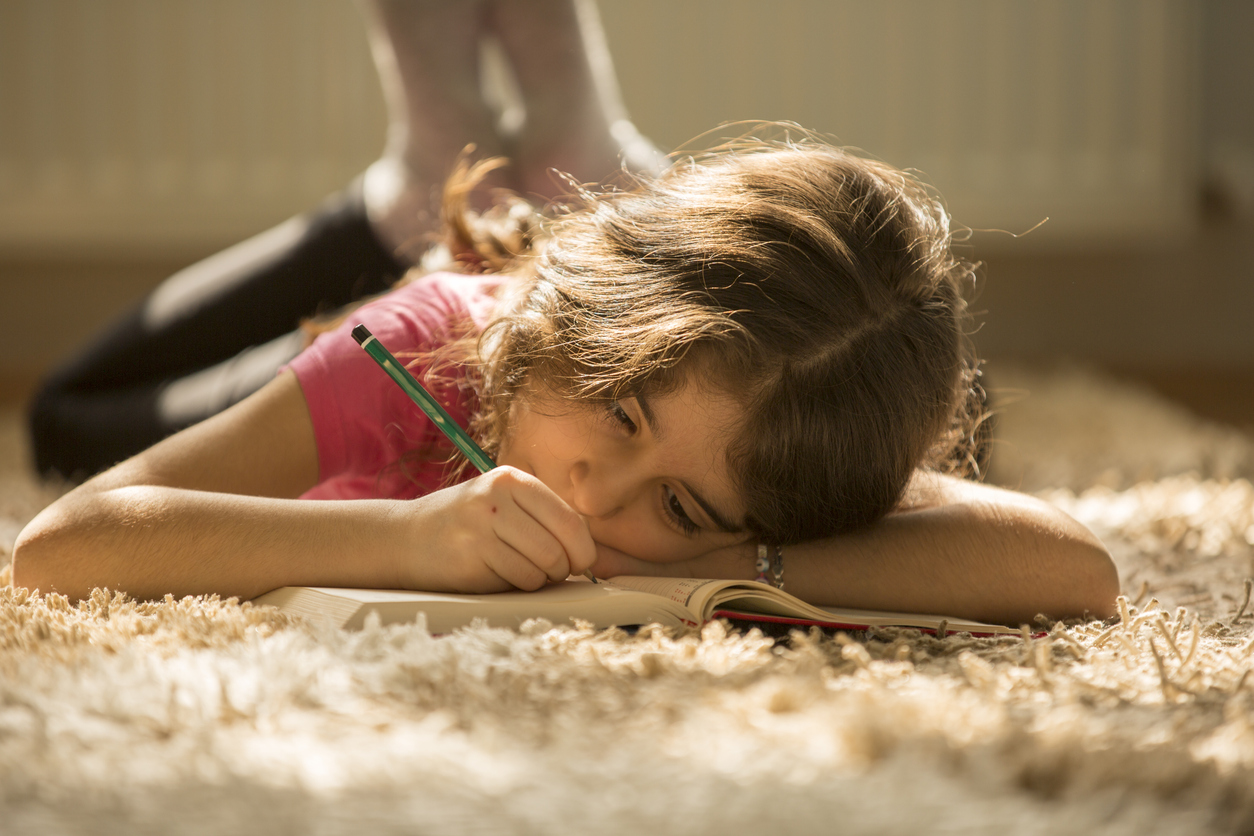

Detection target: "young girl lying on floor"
[12, 134, 1119, 625]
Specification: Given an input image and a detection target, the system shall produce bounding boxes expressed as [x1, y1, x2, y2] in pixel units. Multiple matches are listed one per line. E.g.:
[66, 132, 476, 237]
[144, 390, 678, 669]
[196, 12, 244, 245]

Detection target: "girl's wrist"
[380, 492, 484, 594]
[754, 544, 785, 591]
[679, 539, 759, 582]
[379, 497, 437, 592]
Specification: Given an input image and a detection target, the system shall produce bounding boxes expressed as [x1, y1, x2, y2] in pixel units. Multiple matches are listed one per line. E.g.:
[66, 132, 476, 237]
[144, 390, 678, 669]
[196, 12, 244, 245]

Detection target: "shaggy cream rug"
[3, 365, 1254, 835]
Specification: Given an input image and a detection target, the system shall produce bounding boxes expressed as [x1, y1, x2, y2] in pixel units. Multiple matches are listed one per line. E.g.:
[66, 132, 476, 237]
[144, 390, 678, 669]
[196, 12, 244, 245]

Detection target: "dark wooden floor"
[0, 374, 36, 408]
[1111, 366, 1254, 434]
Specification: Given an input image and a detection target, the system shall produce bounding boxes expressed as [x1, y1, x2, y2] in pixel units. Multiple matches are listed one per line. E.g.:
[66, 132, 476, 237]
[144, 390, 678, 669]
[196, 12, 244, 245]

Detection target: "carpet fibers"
[3, 366, 1254, 835]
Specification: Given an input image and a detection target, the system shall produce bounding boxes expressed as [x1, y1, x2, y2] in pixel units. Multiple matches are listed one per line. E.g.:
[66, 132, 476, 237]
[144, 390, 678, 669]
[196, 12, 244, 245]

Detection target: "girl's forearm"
[776, 498, 1119, 625]
[12, 486, 410, 603]
[670, 483, 1119, 625]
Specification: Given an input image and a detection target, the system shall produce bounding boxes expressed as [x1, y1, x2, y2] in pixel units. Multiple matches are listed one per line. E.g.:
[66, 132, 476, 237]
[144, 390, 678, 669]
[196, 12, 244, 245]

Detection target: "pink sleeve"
[283, 273, 498, 499]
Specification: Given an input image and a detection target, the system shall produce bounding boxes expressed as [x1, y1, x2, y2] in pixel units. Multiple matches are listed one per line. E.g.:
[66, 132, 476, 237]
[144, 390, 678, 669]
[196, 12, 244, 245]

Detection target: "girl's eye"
[663, 485, 699, 536]
[607, 401, 637, 433]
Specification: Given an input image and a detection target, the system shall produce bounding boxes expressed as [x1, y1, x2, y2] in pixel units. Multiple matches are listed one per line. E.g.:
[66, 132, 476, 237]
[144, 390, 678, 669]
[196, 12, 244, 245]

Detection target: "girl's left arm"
[602, 473, 1120, 625]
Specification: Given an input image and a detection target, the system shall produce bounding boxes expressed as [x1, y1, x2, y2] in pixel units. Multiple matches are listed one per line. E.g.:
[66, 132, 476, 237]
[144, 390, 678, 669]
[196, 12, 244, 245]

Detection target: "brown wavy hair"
[420, 132, 985, 544]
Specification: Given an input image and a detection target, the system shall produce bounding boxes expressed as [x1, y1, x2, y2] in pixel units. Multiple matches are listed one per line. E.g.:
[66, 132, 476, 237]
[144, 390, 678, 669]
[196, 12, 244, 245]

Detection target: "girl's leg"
[29, 2, 491, 479]
[28, 184, 406, 479]
[29, 0, 660, 480]
[30, 331, 309, 481]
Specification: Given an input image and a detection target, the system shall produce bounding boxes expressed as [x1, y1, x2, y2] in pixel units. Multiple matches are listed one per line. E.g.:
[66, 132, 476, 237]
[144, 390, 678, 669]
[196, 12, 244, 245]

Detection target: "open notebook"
[252, 576, 1022, 636]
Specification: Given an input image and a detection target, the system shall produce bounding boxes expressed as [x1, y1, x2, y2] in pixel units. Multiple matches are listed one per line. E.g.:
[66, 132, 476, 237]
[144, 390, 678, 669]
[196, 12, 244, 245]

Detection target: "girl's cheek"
[590, 519, 700, 564]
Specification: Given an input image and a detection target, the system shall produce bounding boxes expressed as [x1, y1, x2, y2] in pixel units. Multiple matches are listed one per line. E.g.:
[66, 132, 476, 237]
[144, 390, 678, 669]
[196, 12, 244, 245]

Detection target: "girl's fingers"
[490, 501, 574, 583]
[499, 469, 597, 574]
[589, 542, 686, 578]
[589, 539, 758, 580]
[481, 543, 552, 592]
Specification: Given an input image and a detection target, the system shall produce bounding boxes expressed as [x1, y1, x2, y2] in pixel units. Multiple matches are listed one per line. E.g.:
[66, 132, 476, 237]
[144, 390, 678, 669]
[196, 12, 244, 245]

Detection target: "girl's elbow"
[11, 523, 50, 594]
[1015, 499, 1119, 621]
[10, 511, 78, 598]
[1073, 537, 1120, 620]
[1050, 509, 1119, 620]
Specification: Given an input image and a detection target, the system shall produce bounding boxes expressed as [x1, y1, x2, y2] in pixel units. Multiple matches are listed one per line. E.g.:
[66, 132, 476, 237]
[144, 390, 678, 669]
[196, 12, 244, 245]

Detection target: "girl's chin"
[589, 539, 639, 563]
[592, 538, 686, 565]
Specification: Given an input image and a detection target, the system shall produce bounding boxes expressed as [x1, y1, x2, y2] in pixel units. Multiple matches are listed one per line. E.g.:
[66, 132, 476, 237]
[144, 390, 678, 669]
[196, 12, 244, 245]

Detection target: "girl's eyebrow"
[681, 480, 746, 534]
[635, 394, 745, 534]
[635, 394, 663, 439]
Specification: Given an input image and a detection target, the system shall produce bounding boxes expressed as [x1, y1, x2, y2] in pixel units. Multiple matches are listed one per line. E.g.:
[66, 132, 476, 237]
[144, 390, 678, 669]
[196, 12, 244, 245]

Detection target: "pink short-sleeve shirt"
[284, 272, 502, 501]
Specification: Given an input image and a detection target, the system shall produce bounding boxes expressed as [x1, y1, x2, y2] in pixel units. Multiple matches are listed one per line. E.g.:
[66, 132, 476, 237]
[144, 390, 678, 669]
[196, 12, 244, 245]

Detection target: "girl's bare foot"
[361, 0, 666, 261]
[360, 0, 509, 262]
[490, 0, 667, 204]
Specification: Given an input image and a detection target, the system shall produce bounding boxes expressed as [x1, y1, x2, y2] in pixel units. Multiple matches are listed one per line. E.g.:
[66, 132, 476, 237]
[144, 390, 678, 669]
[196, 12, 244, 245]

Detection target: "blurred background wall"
[1, 0, 1251, 423]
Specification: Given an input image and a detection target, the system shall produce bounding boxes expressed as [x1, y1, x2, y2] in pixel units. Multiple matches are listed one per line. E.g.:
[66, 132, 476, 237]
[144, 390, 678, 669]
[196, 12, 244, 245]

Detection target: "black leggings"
[28, 183, 409, 480]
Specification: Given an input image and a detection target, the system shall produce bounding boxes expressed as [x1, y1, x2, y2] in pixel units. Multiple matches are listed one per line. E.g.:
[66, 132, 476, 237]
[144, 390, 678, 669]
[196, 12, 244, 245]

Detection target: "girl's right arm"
[11, 371, 595, 603]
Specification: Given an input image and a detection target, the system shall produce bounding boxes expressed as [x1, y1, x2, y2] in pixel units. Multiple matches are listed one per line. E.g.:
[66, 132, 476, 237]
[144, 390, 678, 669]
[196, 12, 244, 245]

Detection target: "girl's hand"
[399, 466, 598, 594]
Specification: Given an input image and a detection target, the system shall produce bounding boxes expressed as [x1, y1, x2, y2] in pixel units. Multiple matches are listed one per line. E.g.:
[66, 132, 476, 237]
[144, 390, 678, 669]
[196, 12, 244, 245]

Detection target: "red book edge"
[710, 610, 1046, 639]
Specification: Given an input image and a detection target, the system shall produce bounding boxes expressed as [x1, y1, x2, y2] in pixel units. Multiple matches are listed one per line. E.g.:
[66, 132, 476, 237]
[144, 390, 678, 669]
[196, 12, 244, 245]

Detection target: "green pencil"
[351, 323, 598, 584]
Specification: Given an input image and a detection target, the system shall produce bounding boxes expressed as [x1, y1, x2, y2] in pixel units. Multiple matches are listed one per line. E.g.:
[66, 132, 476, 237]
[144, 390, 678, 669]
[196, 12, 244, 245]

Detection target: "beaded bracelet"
[755, 544, 785, 590]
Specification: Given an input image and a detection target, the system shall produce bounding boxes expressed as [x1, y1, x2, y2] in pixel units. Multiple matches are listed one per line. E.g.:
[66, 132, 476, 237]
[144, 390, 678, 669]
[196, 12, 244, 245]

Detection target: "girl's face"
[498, 376, 752, 564]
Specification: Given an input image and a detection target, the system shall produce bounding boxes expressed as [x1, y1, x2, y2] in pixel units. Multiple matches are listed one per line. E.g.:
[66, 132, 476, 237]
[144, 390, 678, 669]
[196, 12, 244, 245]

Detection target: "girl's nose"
[568, 460, 634, 520]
